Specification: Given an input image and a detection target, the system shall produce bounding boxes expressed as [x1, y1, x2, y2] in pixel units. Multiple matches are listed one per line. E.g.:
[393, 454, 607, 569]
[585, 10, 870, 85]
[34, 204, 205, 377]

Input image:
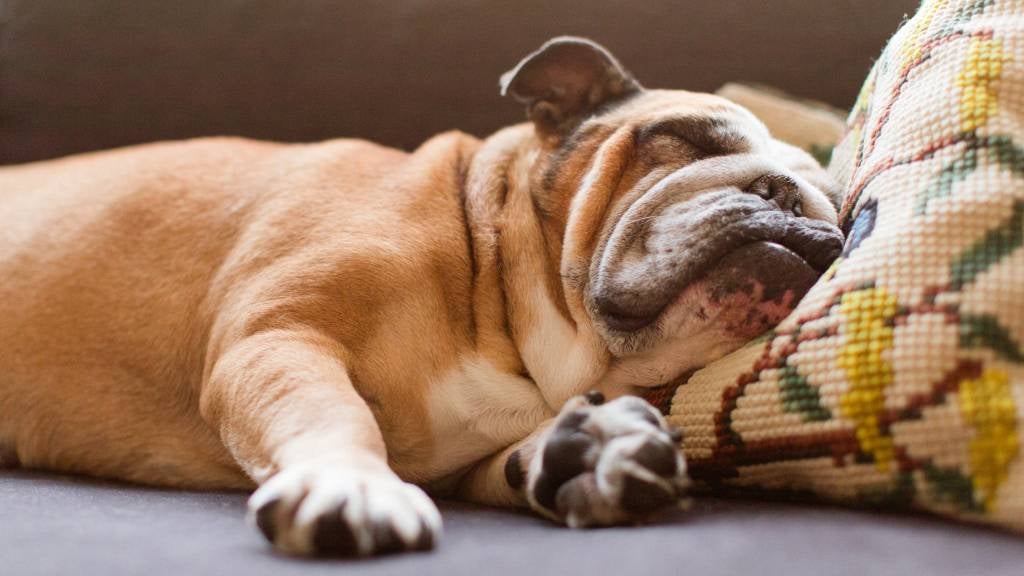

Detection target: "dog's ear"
[500, 37, 641, 137]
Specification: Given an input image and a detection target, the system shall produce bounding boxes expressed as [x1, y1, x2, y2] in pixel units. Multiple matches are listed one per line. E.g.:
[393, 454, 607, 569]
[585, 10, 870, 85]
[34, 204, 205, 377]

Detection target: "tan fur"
[0, 87, 836, 482]
[0, 134, 484, 487]
[0, 85, 837, 551]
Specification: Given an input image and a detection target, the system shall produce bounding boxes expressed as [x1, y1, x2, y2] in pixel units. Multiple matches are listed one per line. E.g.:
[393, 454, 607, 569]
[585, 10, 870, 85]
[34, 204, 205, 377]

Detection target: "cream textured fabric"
[715, 82, 846, 162]
[668, 0, 1024, 531]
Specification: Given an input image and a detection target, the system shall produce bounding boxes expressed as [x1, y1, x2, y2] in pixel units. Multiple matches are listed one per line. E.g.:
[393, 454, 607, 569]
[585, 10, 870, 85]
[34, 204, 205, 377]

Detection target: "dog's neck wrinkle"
[463, 127, 607, 409]
[460, 128, 572, 383]
[460, 126, 534, 377]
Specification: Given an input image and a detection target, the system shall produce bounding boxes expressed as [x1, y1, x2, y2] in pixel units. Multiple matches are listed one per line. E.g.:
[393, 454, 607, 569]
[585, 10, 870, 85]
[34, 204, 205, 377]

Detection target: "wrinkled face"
[566, 92, 842, 379]
[503, 37, 844, 386]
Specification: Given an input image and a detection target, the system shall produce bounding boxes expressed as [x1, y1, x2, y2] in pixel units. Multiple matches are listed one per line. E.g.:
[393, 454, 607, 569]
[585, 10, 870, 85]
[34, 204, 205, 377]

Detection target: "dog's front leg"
[202, 328, 440, 556]
[458, 393, 691, 527]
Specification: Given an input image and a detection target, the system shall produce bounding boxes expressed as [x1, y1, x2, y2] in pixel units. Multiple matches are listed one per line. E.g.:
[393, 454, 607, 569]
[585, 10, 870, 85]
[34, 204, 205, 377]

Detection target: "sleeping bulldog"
[0, 37, 843, 556]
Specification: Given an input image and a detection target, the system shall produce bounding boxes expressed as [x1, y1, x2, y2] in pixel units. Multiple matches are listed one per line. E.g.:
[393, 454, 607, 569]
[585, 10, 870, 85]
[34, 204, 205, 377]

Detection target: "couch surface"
[3, 471, 1024, 576]
[1, 0, 917, 164]
[10, 1, 1021, 574]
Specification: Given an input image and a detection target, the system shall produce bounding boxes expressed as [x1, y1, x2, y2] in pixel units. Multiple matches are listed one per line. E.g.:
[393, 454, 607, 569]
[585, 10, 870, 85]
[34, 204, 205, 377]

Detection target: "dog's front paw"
[525, 394, 690, 527]
[248, 463, 441, 557]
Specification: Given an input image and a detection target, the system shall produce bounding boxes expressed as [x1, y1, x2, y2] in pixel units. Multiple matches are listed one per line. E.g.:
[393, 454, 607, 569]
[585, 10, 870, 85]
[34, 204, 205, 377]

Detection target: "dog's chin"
[701, 240, 819, 338]
[599, 240, 820, 340]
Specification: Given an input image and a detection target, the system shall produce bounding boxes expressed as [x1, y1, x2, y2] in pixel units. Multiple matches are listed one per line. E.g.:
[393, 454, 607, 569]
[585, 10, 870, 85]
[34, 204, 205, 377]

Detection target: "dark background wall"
[0, 0, 919, 164]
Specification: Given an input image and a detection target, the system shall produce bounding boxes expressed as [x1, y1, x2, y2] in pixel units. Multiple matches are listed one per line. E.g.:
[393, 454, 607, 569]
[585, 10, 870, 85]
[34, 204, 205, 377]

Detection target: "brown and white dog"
[0, 38, 843, 556]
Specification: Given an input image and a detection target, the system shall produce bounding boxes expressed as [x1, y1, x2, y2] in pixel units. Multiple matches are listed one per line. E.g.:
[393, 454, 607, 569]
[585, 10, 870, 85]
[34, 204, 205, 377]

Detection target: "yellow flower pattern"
[957, 37, 1009, 133]
[839, 288, 899, 471]
[959, 369, 1020, 510]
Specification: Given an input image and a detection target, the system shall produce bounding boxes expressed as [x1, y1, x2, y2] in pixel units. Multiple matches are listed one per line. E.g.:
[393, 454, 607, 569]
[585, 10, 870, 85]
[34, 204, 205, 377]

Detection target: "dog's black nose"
[746, 174, 803, 216]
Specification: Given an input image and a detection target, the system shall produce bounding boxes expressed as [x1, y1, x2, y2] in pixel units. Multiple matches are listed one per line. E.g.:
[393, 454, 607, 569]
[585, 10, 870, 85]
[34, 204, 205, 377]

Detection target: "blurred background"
[0, 0, 919, 164]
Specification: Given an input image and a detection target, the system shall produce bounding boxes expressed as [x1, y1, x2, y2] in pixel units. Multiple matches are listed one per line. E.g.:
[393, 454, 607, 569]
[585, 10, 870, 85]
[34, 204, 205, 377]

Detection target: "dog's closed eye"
[636, 116, 749, 157]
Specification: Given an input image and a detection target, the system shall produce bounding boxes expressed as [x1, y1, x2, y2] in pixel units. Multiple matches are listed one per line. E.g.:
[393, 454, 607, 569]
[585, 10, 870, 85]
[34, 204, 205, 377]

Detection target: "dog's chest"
[418, 356, 554, 476]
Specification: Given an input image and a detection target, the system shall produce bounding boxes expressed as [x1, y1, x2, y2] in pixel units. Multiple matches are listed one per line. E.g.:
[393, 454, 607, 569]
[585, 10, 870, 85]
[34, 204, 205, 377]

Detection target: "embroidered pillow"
[668, 0, 1024, 532]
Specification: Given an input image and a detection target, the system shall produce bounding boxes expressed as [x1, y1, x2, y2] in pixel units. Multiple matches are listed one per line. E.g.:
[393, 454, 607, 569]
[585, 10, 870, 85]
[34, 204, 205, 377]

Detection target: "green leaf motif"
[779, 365, 832, 422]
[915, 136, 1024, 215]
[951, 199, 1024, 290]
[914, 145, 980, 215]
[989, 135, 1024, 177]
[856, 472, 916, 510]
[810, 143, 834, 167]
[956, 0, 998, 20]
[923, 464, 984, 514]
[960, 314, 1024, 363]
[938, 0, 998, 35]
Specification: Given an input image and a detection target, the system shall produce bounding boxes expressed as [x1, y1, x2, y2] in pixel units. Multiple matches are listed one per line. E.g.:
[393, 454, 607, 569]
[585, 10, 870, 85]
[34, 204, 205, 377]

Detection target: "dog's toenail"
[255, 497, 281, 542]
[555, 411, 588, 432]
[413, 520, 435, 550]
[585, 390, 605, 405]
[312, 503, 360, 556]
[371, 521, 403, 555]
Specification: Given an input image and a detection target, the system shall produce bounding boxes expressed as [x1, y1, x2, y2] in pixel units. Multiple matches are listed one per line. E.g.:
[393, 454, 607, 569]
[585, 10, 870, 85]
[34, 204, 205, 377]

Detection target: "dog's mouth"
[592, 209, 843, 335]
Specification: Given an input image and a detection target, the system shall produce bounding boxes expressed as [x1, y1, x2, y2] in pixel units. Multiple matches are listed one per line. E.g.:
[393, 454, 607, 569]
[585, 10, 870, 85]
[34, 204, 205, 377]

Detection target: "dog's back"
[0, 135, 476, 486]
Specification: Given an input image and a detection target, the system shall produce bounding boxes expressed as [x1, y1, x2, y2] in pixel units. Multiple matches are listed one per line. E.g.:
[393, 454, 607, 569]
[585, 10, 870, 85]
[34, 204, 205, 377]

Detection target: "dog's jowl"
[0, 37, 842, 556]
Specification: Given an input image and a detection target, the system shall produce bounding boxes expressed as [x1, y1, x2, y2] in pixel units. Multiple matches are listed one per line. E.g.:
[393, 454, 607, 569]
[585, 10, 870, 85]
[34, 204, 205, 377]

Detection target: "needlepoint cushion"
[667, 0, 1024, 532]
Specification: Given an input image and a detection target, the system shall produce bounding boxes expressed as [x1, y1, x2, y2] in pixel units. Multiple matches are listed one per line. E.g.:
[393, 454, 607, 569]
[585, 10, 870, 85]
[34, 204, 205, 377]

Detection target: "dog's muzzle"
[590, 168, 843, 335]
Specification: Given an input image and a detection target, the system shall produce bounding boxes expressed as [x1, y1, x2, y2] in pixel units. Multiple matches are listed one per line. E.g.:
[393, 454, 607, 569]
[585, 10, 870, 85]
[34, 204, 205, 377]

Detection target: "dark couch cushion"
[0, 0, 916, 164]
[3, 471, 1024, 576]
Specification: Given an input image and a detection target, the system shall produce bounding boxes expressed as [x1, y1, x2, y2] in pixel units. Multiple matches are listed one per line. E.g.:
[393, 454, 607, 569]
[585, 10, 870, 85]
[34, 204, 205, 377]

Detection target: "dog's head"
[500, 37, 843, 387]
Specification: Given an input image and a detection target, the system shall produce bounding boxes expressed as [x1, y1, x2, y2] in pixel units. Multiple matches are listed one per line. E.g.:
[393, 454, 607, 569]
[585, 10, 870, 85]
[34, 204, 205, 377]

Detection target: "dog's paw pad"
[248, 465, 441, 557]
[526, 395, 689, 527]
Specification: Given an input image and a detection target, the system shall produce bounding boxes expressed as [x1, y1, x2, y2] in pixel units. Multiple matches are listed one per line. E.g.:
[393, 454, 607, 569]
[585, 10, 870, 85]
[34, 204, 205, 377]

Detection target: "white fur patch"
[424, 357, 554, 474]
[521, 285, 606, 408]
